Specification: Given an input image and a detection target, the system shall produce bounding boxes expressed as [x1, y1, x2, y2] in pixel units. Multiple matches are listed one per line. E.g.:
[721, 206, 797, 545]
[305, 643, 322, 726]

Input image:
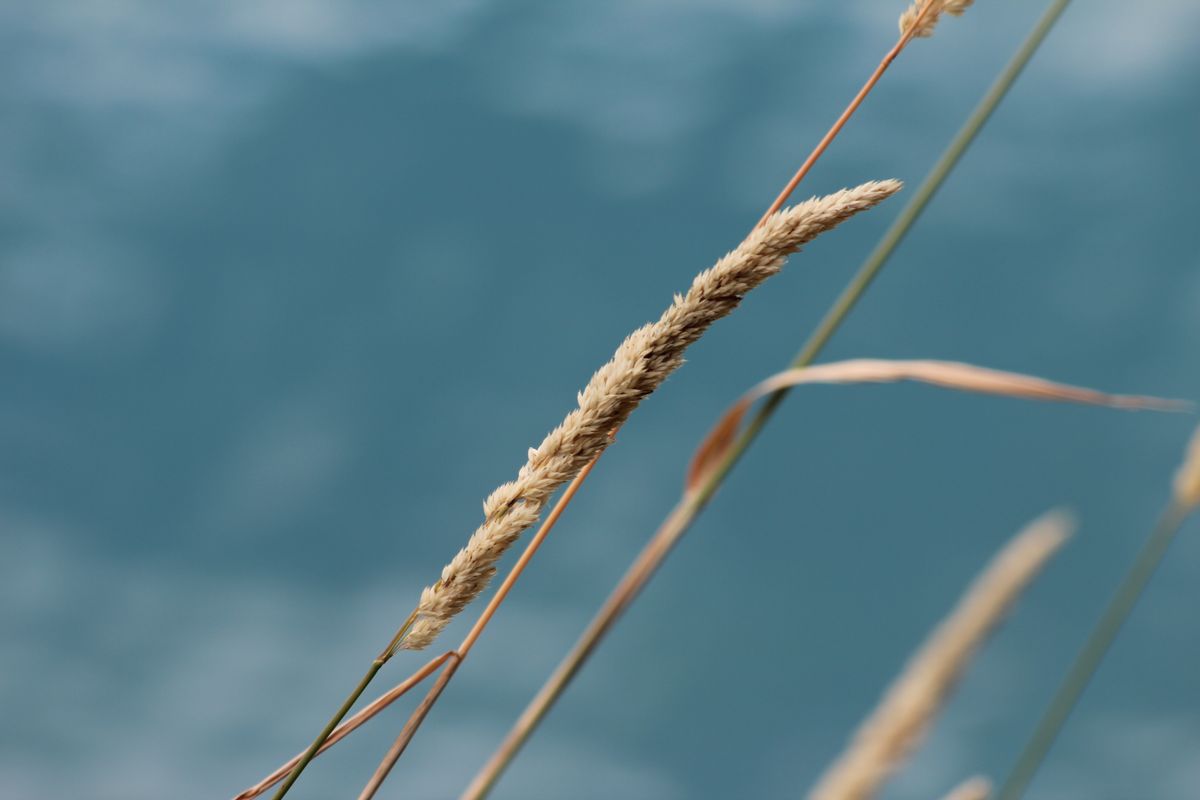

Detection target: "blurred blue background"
[1, 2, 1198, 798]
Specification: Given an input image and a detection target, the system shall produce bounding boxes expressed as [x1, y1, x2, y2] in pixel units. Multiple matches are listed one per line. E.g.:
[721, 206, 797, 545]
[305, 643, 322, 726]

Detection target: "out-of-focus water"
[2, 2, 1198, 798]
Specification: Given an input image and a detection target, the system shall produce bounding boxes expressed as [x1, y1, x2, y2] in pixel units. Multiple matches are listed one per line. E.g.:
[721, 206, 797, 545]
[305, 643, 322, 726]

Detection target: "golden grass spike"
[806, 512, 1073, 800]
[688, 359, 1186, 492]
[941, 776, 992, 800]
[899, 1, 940, 38]
[400, 180, 902, 650]
[900, 0, 977, 39]
[1173, 423, 1200, 510]
[943, 0, 977, 17]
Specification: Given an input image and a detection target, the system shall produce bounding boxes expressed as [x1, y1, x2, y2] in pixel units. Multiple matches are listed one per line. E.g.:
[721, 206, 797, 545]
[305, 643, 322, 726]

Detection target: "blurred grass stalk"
[997, 424, 1200, 799]
[807, 512, 1073, 800]
[462, 1, 1077, 796]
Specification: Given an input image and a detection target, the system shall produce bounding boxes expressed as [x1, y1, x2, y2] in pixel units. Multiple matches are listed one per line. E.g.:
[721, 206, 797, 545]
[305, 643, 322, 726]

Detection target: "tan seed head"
[1173, 424, 1200, 510]
[900, 0, 978, 39]
[400, 180, 903, 651]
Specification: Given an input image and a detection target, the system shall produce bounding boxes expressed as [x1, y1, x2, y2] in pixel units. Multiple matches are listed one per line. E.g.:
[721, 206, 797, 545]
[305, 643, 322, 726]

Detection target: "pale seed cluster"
[400, 179, 903, 650]
[807, 511, 1072, 800]
[1173, 424, 1200, 511]
[899, 0, 977, 39]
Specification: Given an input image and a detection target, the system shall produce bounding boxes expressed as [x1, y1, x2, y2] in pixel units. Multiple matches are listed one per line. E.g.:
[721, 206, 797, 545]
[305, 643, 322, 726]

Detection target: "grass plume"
[901, 0, 977, 39]
[401, 180, 902, 651]
[806, 511, 1073, 800]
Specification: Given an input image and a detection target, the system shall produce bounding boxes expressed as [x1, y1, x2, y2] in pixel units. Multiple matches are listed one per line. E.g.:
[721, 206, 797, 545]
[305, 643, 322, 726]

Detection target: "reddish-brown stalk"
[355, 451, 605, 797]
[757, 18, 922, 227]
[235, 651, 453, 800]
[238, 458, 601, 800]
[352, 5, 935, 799]
[254, 4, 937, 797]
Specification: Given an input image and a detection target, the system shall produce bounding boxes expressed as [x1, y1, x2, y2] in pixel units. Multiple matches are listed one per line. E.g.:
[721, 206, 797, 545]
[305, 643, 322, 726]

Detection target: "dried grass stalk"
[900, 0, 977, 39]
[940, 776, 992, 800]
[401, 179, 903, 650]
[1173, 423, 1200, 511]
[688, 359, 1184, 491]
[806, 511, 1073, 800]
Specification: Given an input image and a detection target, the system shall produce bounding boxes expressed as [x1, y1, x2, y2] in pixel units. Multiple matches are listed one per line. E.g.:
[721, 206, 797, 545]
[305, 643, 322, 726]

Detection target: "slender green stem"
[271, 659, 385, 799]
[270, 610, 417, 799]
[357, 654, 464, 800]
[464, 5, 1073, 795]
[996, 502, 1194, 800]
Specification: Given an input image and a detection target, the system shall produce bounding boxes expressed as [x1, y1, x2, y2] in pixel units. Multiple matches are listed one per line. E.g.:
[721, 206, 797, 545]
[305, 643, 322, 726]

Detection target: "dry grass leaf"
[687, 359, 1186, 492]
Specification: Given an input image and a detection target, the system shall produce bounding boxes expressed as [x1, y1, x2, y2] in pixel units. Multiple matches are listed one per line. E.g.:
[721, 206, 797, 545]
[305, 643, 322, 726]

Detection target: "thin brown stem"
[355, 451, 606, 800]
[239, 451, 603, 800]
[269, 660, 384, 800]
[756, 25, 917, 228]
[460, 450, 606, 657]
[462, 0, 1069, 793]
[358, 655, 464, 800]
[462, 498, 699, 800]
[234, 651, 453, 800]
[351, 5, 935, 797]
[268, 610, 422, 799]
